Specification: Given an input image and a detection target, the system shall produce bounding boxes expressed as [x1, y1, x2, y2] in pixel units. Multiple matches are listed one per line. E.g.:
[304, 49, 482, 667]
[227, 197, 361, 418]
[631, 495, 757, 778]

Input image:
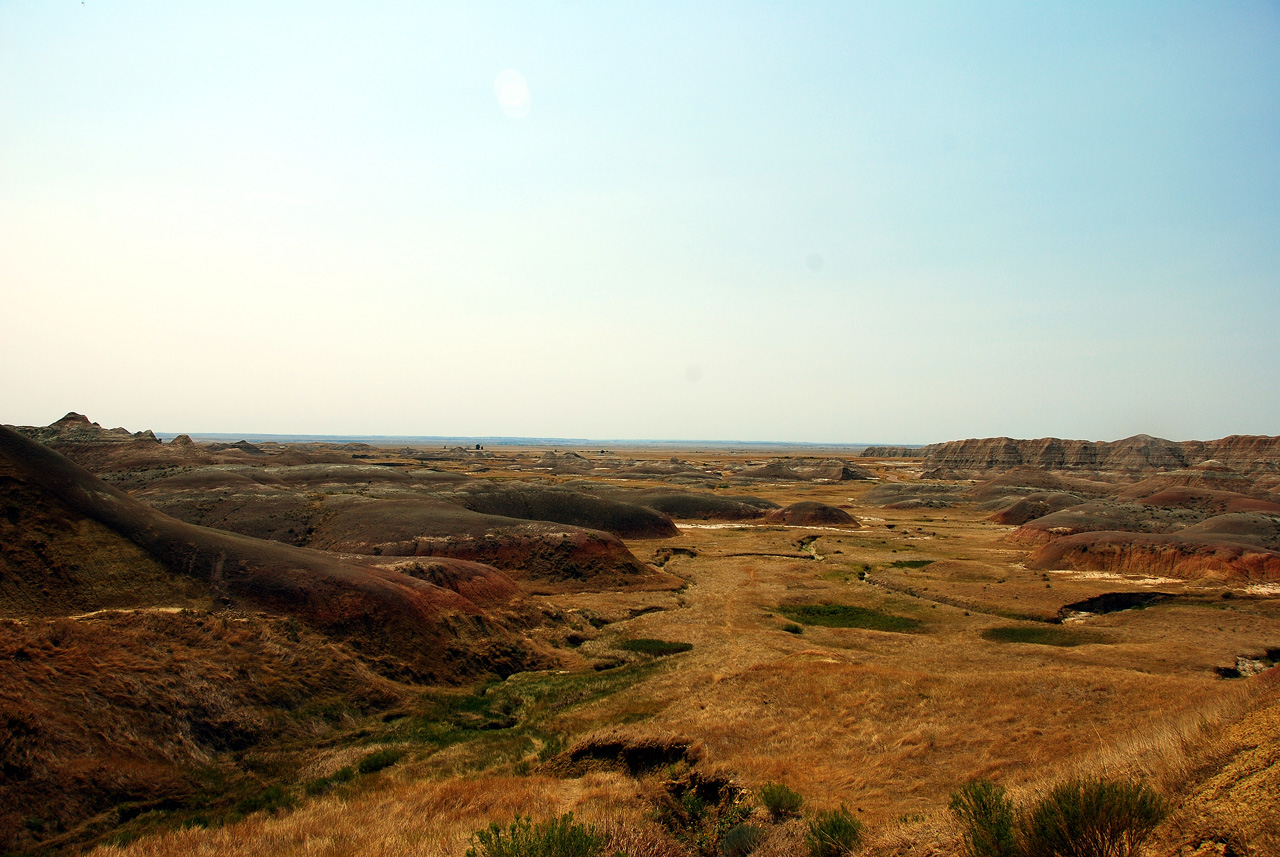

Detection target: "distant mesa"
[765, 501, 859, 527]
[920, 433, 1280, 475]
[860, 446, 924, 458]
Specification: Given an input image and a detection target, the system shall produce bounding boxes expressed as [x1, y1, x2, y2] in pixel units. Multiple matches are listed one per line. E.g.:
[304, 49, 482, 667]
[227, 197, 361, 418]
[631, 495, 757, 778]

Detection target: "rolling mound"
[1123, 486, 1280, 514]
[136, 477, 672, 592]
[564, 485, 778, 521]
[968, 466, 1114, 503]
[1024, 513, 1280, 581]
[0, 425, 558, 853]
[630, 491, 774, 520]
[0, 425, 541, 682]
[439, 482, 679, 538]
[792, 458, 875, 481]
[0, 609, 409, 853]
[987, 492, 1084, 525]
[1008, 501, 1203, 546]
[764, 501, 859, 526]
[1024, 529, 1280, 582]
[0, 459, 211, 617]
[865, 482, 965, 508]
[733, 461, 806, 480]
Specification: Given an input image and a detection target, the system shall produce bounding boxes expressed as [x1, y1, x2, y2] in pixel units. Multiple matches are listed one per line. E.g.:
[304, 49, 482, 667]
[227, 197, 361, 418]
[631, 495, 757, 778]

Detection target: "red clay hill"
[926, 435, 1280, 583]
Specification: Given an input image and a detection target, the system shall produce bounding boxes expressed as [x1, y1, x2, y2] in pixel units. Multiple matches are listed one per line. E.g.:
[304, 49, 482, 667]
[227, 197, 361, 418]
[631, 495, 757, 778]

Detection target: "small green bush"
[720, 823, 767, 857]
[758, 782, 804, 819]
[1020, 777, 1167, 857]
[617, 638, 694, 656]
[782, 623, 804, 635]
[357, 747, 405, 774]
[466, 813, 605, 857]
[806, 806, 863, 857]
[950, 780, 1018, 857]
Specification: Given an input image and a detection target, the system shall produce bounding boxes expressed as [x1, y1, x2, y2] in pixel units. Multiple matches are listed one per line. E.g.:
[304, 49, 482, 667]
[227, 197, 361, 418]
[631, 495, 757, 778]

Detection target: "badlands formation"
[1, 414, 1277, 856]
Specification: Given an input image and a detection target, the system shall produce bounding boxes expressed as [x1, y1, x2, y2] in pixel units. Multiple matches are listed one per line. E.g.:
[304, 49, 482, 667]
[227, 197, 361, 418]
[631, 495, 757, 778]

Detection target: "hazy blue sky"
[3, 2, 1277, 443]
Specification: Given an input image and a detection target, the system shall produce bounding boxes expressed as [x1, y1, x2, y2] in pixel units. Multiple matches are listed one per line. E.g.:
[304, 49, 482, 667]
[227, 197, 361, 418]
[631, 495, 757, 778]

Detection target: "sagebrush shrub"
[466, 813, 605, 857]
[758, 782, 804, 819]
[805, 806, 863, 857]
[1019, 777, 1167, 857]
[720, 823, 767, 857]
[950, 780, 1018, 857]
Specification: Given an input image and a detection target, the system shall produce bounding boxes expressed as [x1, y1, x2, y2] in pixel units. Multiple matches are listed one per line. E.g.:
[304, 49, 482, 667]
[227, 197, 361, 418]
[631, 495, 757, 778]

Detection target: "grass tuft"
[805, 807, 862, 857]
[758, 782, 804, 819]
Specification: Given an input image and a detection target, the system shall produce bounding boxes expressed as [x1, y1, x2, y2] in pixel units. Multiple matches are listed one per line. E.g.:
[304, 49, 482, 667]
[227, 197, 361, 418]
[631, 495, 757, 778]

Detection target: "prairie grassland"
[88, 456, 1280, 856]
[90, 773, 658, 857]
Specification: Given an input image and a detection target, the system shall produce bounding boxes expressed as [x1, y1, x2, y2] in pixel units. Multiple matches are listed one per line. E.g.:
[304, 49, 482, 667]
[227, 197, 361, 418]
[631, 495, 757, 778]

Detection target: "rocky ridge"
[922, 434, 1280, 475]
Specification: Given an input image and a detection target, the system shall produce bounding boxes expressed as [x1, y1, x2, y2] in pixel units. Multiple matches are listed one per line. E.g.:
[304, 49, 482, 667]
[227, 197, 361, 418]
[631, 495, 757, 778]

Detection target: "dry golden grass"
[55, 449, 1280, 855]
[91, 773, 656, 857]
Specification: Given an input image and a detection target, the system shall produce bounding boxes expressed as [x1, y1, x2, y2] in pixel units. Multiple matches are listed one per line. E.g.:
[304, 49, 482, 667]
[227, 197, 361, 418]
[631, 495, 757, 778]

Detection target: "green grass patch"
[391, 663, 658, 771]
[233, 783, 295, 817]
[777, 603, 922, 633]
[615, 638, 693, 656]
[357, 747, 405, 774]
[981, 625, 1108, 647]
[889, 559, 934, 569]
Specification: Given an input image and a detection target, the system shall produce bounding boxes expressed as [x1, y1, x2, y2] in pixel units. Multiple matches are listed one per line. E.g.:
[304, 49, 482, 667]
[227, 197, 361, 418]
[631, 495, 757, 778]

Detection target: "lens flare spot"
[494, 69, 531, 119]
